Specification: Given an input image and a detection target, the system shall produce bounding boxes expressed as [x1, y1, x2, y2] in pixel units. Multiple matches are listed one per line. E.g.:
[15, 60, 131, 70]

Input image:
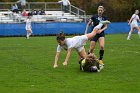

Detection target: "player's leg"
[98, 37, 105, 60]
[98, 37, 105, 67]
[26, 30, 29, 39]
[134, 26, 140, 38]
[26, 29, 32, 39]
[86, 20, 110, 40]
[127, 25, 134, 40]
[78, 47, 87, 59]
[29, 29, 32, 36]
[86, 24, 103, 40]
[88, 34, 99, 54]
[88, 41, 96, 54]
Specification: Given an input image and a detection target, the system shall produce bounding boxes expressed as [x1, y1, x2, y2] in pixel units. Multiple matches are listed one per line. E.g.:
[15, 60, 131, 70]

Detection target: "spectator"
[17, 0, 26, 11]
[22, 9, 28, 16]
[31, 10, 38, 15]
[40, 9, 45, 15]
[58, 0, 71, 13]
[28, 11, 33, 16]
[37, 10, 42, 15]
[11, 4, 19, 13]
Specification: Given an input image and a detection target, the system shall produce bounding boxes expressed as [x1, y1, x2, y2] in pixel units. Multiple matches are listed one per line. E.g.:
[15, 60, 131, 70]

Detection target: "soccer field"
[0, 34, 140, 93]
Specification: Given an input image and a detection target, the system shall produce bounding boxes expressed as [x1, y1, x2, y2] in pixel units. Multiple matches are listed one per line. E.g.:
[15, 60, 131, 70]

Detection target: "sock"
[94, 24, 103, 30]
[138, 32, 140, 38]
[127, 32, 132, 39]
[99, 50, 104, 60]
[26, 32, 29, 38]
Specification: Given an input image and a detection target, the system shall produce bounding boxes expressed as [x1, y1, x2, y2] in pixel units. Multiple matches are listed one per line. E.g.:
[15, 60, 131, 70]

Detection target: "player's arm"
[137, 16, 140, 22]
[68, 0, 71, 5]
[63, 48, 72, 65]
[128, 18, 133, 25]
[58, 0, 62, 3]
[97, 24, 108, 34]
[54, 45, 62, 68]
[85, 19, 92, 34]
[53, 52, 60, 68]
[128, 15, 135, 25]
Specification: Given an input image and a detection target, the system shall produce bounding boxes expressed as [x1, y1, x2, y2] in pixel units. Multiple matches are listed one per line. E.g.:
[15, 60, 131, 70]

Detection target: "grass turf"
[0, 34, 140, 93]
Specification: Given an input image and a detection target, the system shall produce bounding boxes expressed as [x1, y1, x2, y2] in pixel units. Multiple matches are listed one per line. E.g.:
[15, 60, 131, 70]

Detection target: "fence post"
[69, 5, 71, 14]
[45, 3, 46, 11]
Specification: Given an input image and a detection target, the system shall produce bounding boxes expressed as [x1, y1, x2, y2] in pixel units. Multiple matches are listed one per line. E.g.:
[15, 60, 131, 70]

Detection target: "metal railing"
[0, 2, 86, 22]
[69, 4, 86, 22]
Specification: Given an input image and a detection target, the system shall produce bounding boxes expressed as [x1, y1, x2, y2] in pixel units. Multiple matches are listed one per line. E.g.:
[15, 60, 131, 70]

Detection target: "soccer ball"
[90, 66, 98, 72]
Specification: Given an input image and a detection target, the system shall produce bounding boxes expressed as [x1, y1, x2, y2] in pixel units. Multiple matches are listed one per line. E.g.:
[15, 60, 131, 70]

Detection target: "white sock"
[138, 32, 140, 38]
[94, 24, 103, 30]
[127, 32, 132, 39]
[26, 32, 29, 39]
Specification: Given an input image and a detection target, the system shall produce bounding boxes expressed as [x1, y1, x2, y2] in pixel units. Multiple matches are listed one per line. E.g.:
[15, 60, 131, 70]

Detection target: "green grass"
[0, 34, 140, 93]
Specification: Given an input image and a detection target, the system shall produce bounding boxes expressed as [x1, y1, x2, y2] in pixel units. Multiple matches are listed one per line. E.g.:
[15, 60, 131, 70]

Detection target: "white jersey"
[57, 35, 88, 53]
[25, 19, 32, 30]
[131, 14, 139, 25]
[58, 0, 70, 6]
[20, 0, 26, 6]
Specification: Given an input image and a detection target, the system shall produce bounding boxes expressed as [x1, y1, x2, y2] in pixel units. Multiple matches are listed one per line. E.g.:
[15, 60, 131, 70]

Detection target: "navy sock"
[99, 50, 104, 60]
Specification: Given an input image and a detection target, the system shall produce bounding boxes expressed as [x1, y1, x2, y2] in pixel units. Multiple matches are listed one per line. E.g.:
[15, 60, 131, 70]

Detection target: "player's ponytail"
[56, 31, 65, 41]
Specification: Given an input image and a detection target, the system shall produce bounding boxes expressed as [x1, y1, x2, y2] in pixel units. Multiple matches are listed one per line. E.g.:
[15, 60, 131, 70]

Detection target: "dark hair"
[56, 32, 65, 41]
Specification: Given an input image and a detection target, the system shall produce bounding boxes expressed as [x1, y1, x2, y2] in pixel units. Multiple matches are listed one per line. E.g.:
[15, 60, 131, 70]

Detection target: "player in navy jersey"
[85, 6, 108, 67]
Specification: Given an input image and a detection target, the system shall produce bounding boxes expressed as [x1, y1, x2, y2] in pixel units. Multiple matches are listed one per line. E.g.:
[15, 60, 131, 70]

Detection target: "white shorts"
[75, 46, 85, 53]
[130, 23, 138, 28]
[74, 35, 88, 48]
[74, 35, 88, 52]
[26, 26, 32, 31]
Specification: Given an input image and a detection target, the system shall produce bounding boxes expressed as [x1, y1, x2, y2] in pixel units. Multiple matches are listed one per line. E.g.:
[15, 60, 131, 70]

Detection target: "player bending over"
[53, 20, 110, 68]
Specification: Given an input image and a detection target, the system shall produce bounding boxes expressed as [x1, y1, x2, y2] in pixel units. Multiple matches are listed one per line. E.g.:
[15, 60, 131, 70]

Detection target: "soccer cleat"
[127, 38, 130, 40]
[99, 65, 104, 70]
[26, 36, 29, 39]
[63, 62, 68, 66]
[99, 20, 111, 24]
[99, 60, 104, 66]
[99, 60, 104, 70]
[53, 64, 58, 68]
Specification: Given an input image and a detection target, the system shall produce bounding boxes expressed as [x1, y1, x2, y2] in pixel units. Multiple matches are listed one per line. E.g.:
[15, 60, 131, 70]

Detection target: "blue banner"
[0, 22, 132, 36]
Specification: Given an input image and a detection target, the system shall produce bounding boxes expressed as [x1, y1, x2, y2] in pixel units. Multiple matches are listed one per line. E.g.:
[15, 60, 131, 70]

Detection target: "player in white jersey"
[53, 20, 110, 68]
[26, 16, 32, 39]
[127, 10, 140, 40]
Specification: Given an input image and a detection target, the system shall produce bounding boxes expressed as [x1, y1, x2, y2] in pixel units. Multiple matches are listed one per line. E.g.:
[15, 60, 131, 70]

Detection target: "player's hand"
[63, 61, 68, 66]
[53, 64, 58, 68]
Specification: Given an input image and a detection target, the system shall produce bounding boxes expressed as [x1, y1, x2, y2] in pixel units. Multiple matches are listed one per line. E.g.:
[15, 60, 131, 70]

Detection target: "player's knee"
[100, 46, 104, 50]
[90, 49, 94, 53]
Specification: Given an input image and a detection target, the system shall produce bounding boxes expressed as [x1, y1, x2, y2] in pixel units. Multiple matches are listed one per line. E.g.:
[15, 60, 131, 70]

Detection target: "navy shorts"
[91, 32, 105, 42]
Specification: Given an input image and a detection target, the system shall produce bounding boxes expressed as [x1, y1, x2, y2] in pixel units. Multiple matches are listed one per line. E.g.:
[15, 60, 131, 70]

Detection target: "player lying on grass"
[79, 53, 103, 72]
[53, 20, 110, 68]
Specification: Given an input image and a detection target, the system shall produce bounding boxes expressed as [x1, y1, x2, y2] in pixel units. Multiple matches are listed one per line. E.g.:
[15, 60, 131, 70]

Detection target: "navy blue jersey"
[90, 14, 107, 30]
[90, 14, 107, 41]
